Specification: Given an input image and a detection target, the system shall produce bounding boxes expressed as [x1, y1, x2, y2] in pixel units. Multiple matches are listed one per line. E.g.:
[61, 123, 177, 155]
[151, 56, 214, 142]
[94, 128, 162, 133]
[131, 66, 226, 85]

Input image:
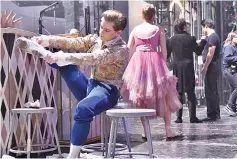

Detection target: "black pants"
[176, 90, 197, 120]
[175, 61, 197, 120]
[224, 70, 237, 111]
[204, 62, 220, 119]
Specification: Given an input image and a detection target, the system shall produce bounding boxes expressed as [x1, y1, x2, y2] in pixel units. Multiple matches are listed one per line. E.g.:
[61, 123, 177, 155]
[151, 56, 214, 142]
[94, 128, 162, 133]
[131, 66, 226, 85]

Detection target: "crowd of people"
[14, 4, 237, 158]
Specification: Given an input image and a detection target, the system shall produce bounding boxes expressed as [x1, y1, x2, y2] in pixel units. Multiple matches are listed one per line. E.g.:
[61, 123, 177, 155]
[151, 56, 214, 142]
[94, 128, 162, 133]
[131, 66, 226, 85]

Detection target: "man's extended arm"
[31, 34, 97, 51]
[191, 36, 206, 56]
[46, 46, 128, 67]
[202, 45, 216, 74]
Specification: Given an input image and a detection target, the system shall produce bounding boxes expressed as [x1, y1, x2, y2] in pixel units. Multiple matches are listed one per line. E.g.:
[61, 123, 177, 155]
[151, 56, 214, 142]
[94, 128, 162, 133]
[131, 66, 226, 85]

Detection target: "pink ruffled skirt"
[121, 51, 182, 118]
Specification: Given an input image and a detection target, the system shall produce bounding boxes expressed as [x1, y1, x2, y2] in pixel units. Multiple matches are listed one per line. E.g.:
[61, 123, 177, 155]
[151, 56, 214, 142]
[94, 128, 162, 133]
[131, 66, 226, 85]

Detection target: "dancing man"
[17, 10, 128, 158]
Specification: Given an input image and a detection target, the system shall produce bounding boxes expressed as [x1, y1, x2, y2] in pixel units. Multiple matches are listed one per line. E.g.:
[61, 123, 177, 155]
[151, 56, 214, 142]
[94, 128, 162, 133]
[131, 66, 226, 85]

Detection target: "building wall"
[113, 1, 129, 42]
[126, 0, 235, 106]
[128, 0, 149, 33]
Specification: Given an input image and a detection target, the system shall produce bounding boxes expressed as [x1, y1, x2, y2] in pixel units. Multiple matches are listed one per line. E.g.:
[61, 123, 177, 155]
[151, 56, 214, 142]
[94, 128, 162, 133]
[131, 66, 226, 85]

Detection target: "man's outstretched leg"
[47, 50, 88, 101]
[15, 37, 88, 101]
[48, 62, 88, 101]
[57, 65, 88, 101]
[68, 80, 119, 158]
[48, 65, 90, 158]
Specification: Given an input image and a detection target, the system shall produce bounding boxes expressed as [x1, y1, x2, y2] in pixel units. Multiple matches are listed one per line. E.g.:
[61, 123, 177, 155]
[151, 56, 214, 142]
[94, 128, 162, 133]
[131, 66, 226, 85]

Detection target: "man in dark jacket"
[167, 19, 206, 123]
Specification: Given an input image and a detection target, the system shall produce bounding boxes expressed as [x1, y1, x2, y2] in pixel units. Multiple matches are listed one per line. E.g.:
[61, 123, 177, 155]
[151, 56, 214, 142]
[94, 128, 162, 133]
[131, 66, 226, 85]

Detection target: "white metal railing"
[0, 28, 38, 37]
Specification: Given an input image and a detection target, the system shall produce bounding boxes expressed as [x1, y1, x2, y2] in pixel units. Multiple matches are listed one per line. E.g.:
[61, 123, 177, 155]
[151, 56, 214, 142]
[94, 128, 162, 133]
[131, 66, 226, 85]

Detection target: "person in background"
[199, 19, 221, 121]
[222, 32, 237, 116]
[121, 4, 182, 140]
[167, 19, 205, 123]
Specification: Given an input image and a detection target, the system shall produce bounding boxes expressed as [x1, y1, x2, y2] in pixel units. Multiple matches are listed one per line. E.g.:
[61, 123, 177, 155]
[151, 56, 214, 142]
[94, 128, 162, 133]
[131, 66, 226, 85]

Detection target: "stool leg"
[111, 117, 119, 158]
[51, 111, 62, 157]
[35, 114, 41, 156]
[108, 117, 115, 158]
[143, 116, 153, 158]
[108, 117, 118, 158]
[7, 113, 16, 154]
[100, 113, 105, 156]
[27, 114, 31, 159]
[122, 117, 132, 158]
[104, 115, 108, 157]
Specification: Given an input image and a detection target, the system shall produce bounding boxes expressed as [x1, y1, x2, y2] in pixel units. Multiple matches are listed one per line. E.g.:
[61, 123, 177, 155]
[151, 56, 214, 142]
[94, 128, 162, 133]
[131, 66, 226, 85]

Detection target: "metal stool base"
[10, 144, 57, 154]
[115, 152, 158, 158]
[81, 143, 127, 153]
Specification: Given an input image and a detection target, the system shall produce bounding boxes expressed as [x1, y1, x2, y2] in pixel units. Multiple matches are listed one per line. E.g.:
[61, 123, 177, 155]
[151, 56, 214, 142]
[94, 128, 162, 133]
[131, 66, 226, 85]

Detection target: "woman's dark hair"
[174, 18, 187, 33]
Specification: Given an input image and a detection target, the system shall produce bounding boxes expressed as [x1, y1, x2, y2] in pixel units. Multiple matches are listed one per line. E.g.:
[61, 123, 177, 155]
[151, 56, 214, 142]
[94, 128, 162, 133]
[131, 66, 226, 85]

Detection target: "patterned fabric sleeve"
[56, 46, 128, 67]
[31, 34, 98, 51]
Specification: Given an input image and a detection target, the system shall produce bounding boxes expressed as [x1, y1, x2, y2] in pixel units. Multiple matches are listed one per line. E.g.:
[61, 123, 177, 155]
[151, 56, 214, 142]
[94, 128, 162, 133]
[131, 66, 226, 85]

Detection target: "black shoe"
[190, 117, 202, 123]
[174, 117, 182, 123]
[141, 134, 147, 140]
[201, 117, 217, 122]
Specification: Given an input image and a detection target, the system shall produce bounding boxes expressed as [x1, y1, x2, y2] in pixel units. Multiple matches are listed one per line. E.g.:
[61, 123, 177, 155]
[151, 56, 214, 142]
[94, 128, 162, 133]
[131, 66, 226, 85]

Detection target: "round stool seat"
[11, 107, 54, 114]
[106, 109, 156, 117]
[106, 108, 157, 158]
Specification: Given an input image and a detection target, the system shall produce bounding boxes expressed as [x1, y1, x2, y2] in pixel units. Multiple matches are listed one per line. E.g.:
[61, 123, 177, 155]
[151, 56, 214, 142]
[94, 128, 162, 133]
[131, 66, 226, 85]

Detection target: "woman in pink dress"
[121, 4, 182, 140]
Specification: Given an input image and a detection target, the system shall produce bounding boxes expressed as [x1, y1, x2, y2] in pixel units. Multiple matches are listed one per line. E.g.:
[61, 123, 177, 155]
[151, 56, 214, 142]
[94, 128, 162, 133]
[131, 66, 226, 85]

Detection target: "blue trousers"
[50, 64, 119, 145]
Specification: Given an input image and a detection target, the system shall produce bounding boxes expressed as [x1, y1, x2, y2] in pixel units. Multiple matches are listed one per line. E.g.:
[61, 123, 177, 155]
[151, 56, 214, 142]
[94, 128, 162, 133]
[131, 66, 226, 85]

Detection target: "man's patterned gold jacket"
[39, 34, 129, 89]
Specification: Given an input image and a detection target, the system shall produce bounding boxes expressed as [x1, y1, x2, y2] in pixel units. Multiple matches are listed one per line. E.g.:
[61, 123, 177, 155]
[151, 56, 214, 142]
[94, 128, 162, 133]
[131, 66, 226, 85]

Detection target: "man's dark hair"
[174, 18, 187, 33]
[201, 19, 215, 29]
[102, 10, 127, 31]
